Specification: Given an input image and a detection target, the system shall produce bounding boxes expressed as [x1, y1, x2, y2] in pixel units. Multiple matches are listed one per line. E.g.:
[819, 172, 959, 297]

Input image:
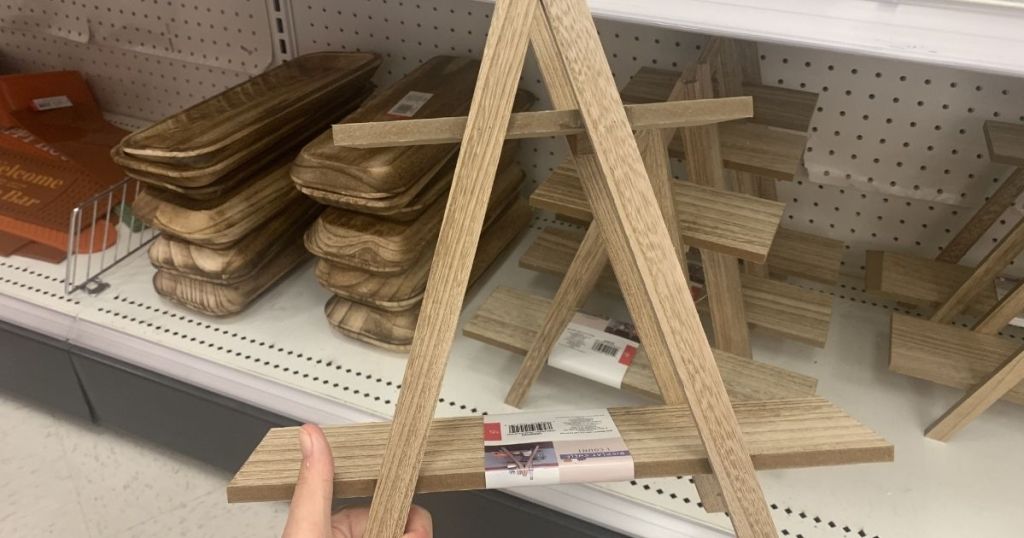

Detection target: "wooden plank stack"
[291, 56, 536, 351]
[112, 52, 380, 316]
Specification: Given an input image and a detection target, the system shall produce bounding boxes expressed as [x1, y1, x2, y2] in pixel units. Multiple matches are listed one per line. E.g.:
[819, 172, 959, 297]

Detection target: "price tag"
[549, 313, 639, 389]
[386, 91, 433, 118]
[30, 96, 74, 112]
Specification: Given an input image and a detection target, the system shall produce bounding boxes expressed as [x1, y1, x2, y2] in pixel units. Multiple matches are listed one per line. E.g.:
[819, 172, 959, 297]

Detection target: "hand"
[282, 424, 433, 538]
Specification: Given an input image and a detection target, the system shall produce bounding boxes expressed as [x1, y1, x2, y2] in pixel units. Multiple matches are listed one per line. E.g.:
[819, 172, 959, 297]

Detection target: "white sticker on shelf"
[386, 91, 433, 118]
[549, 312, 639, 389]
[30, 96, 73, 111]
[483, 409, 634, 489]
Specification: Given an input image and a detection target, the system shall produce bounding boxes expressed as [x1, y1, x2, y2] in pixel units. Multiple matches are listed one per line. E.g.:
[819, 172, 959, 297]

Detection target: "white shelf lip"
[0, 293, 78, 342]
[491, 0, 1024, 77]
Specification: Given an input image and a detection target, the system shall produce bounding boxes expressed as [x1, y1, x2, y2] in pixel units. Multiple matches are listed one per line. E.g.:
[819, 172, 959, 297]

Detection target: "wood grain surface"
[925, 347, 1024, 441]
[121, 52, 380, 164]
[766, 227, 844, 285]
[984, 120, 1024, 167]
[621, 66, 818, 133]
[227, 398, 892, 503]
[148, 199, 321, 284]
[362, 4, 538, 534]
[865, 250, 997, 318]
[937, 165, 1024, 264]
[316, 197, 531, 310]
[296, 141, 519, 220]
[331, 97, 753, 147]
[323, 197, 530, 350]
[292, 56, 536, 199]
[890, 312, 1024, 405]
[152, 239, 310, 317]
[521, 227, 832, 347]
[304, 163, 523, 274]
[542, 1, 775, 532]
[114, 84, 374, 187]
[974, 281, 1024, 335]
[133, 155, 301, 249]
[931, 217, 1024, 323]
[464, 287, 819, 401]
[530, 159, 784, 263]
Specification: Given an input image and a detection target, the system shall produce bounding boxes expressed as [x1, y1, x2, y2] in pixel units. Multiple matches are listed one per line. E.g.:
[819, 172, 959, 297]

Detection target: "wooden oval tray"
[114, 87, 371, 190]
[153, 239, 310, 317]
[133, 155, 302, 249]
[323, 197, 531, 351]
[295, 141, 519, 220]
[304, 164, 523, 274]
[121, 52, 380, 166]
[292, 54, 535, 199]
[316, 197, 530, 310]
[148, 200, 322, 284]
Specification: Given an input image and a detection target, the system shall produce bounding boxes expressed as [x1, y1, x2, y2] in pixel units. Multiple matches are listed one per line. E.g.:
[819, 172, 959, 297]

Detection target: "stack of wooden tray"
[112, 52, 381, 316]
[291, 56, 536, 351]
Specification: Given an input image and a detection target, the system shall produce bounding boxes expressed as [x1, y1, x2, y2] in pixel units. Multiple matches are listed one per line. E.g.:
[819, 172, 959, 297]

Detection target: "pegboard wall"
[1, 0, 1024, 275]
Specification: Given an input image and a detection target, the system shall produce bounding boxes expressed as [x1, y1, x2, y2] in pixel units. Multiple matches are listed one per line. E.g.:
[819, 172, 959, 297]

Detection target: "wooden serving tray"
[121, 52, 380, 166]
[296, 141, 520, 219]
[153, 239, 310, 317]
[148, 200, 322, 284]
[114, 86, 371, 190]
[305, 163, 523, 274]
[316, 197, 531, 310]
[324, 198, 531, 351]
[133, 155, 303, 249]
[292, 55, 536, 199]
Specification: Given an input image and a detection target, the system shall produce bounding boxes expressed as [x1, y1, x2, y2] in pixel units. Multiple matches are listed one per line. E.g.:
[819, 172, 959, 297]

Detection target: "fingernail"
[299, 426, 312, 468]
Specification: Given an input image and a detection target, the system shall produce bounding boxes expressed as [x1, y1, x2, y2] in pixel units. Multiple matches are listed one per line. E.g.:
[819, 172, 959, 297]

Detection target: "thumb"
[282, 424, 335, 538]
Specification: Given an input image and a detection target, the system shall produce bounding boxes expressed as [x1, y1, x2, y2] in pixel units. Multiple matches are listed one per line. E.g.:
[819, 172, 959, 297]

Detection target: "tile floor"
[0, 392, 290, 538]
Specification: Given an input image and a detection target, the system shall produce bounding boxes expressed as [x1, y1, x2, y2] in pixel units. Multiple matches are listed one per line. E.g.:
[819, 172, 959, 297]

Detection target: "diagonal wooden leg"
[541, 1, 775, 535]
[363, 2, 538, 536]
[974, 280, 1024, 335]
[925, 347, 1024, 441]
[678, 65, 752, 359]
[938, 168, 1024, 264]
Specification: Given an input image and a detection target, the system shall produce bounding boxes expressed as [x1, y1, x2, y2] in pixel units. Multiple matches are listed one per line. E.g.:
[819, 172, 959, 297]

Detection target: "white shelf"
[1, 225, 1022, 537]
[493, 0, 1024, 77]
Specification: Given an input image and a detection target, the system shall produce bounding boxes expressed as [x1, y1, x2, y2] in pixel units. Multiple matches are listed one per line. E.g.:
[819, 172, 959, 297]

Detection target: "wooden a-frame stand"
[344, 2, 777, 536]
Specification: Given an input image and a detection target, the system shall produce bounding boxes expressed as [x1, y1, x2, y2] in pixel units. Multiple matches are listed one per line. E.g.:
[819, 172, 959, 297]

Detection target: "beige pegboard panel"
[0, 0, 284, 121]
[291, 0, 1024, 279]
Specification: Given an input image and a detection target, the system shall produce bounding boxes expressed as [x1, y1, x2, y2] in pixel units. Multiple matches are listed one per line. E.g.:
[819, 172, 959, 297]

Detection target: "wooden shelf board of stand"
[767, 227, 844, 285]
[889, 312, 1024, 405]
[521, 227, 833, 347]
[227, 397, 893, 503]
[463, 286, 819, 402]
[865, 250, 998, 318]
[620, 66, 811, 181]
[621, 66, 819, 134]
[529, 161, 784, 263]
[985, 120, 1024, 167]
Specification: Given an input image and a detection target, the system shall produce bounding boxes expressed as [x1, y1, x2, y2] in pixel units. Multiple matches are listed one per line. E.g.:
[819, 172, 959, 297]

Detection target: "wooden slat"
[464, 287, 819, 401]
[937, 169, 1024, 264]
[362, 2, 538, 535]
[767, 227, 844, 285]
[931, 218, 1024, 323]
[542, 1, 774, 530]
[984, 120, 1024, 167]
[530, 161, 784, 263]
[227, 398, 893, 503]
[680, 65, 751, 358]
[332, 97, 753, 147]
[864, 250, 998, 318]
[621, 66, 818, 133]
[889, 313, 1024, 405]
[925, 347, 1024, 441]
[522, 227, 832, 347]
[974, 280, 1024, 335]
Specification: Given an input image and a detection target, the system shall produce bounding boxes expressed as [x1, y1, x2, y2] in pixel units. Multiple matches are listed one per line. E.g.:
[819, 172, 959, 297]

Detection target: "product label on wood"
[549, 312, 638, 389]
[30, 96, 74, 112]
[386, 91, 433, 118]
[482, 409, 634, 489]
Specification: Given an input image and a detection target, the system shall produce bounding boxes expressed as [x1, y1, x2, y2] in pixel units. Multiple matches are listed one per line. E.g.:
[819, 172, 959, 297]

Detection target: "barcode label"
[31, 95, 73, 111]
[591, 340, 620, 357]
[386, 91, 433, 118]
[508, 422, 555, 435]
